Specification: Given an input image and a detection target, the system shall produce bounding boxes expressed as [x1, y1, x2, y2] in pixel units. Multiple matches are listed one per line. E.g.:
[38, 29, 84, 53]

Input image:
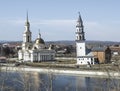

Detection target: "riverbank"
[1, 66, 120, 79]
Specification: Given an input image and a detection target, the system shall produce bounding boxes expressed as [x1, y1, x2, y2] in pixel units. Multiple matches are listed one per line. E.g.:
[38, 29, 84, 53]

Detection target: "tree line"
[0, 45, 17, 57]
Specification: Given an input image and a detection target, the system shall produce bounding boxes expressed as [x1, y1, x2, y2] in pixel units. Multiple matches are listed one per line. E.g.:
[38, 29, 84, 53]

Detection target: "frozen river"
[0, 71, 120, 91]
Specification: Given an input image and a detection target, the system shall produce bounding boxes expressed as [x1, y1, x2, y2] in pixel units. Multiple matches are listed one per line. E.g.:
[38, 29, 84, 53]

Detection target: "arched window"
[79, 36, 81, 40]
[76, 36, 79, 40]
[27, 36, 29, 42]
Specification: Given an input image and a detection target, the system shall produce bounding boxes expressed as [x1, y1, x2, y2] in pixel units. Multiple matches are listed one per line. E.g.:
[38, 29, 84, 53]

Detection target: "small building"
[92, 46, 111, 63]
[0, 57, 7, 63]
[110, 45, 120, 56]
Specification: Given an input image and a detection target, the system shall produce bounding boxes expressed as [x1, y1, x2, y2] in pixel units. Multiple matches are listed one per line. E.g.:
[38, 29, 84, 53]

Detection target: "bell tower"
[22, 12, 32, 50]
[76, 12, 86, 56]
[76, 12, 85, 41]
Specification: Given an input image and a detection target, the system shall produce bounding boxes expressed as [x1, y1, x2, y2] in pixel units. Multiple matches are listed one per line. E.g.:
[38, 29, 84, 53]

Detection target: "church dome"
[35, 38, 45, 44]
[35, 30, 45, 44]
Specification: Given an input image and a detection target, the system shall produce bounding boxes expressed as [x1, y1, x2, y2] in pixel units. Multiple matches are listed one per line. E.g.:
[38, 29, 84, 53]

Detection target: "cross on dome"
[38, 29, 41, 38]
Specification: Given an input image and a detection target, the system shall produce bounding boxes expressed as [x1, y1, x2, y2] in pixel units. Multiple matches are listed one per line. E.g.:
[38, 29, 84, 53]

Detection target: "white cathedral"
[18, 14, 55, 62]
[76, 13, 95, 65]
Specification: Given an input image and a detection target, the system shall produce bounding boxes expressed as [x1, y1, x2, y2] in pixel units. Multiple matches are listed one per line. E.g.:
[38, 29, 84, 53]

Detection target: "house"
[92, 46, 111, 63]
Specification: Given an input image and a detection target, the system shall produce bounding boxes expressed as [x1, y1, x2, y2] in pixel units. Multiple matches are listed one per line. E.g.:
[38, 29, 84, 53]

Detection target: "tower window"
[77, 36, 79, 40]
[27, 36, 29, 42]
[79, 36, 81, 40]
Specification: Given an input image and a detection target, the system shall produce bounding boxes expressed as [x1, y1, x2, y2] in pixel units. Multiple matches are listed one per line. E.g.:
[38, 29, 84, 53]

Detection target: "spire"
[77, 12, 83, 27]
[27, 11, 29, 23]
[38, 29, 41, 38]
[25, 11, 30, 26]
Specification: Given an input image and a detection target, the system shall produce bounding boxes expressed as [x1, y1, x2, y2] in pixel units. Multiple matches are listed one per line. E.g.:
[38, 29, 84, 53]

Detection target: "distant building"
[75, 13, 95, 65]
[18, 13, 55, 62]
[110, 45, 120, 55]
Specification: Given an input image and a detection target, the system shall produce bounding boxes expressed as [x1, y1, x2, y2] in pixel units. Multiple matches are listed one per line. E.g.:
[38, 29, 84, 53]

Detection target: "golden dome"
[35, 29, 45, 44]
[35, 38, 45, 44]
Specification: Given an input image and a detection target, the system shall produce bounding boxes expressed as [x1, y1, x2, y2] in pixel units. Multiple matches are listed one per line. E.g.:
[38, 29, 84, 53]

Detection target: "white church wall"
[18, 52, 23, 60]
[30, 53, 34, 62]
[23, 52, 31, 62]
[77, 57, 92, 65]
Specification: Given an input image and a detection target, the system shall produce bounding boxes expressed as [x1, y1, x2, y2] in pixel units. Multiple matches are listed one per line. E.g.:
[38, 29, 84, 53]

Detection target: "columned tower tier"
[75, 12, 85, 41]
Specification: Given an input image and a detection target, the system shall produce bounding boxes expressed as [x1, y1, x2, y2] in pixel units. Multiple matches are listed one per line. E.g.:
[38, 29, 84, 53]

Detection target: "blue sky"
[0, 0, 120, 41]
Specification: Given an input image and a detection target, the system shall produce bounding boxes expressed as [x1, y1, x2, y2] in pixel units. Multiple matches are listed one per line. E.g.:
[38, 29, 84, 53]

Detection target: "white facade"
[18, 14, 55, 62]
[18, 49, 55, 62]
[76, 42, 86, 56]
[76, 13, 94, 65]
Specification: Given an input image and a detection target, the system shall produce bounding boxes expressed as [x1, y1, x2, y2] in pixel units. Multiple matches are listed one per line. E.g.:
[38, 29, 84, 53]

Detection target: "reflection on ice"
[0, 71, 120, 91]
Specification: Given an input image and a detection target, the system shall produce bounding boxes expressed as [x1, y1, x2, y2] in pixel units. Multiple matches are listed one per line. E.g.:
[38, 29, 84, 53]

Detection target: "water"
[0, 71, 120, 91]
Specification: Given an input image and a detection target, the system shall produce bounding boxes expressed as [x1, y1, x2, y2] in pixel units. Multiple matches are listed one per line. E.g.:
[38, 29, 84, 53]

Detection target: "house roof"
[92, 47, 106, 52]
[86, 48, 91, 55]
[77, 56, 94, 58]
[87, 52, 94, 56]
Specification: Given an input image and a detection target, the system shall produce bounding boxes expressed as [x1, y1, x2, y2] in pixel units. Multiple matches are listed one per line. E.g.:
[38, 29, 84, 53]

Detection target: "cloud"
[31, 19, 76, 27]
[84, 21, 120, 41]
[85, 21, 100, 29]
[0, 18, 25, 27]
[30, 19, 76, 41]
[0, 19, 76, 41]
[0, 18, 120, 41]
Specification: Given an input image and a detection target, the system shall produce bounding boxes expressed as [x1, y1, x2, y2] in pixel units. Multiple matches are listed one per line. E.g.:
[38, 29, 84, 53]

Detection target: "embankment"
[1, 66, 120, 78]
